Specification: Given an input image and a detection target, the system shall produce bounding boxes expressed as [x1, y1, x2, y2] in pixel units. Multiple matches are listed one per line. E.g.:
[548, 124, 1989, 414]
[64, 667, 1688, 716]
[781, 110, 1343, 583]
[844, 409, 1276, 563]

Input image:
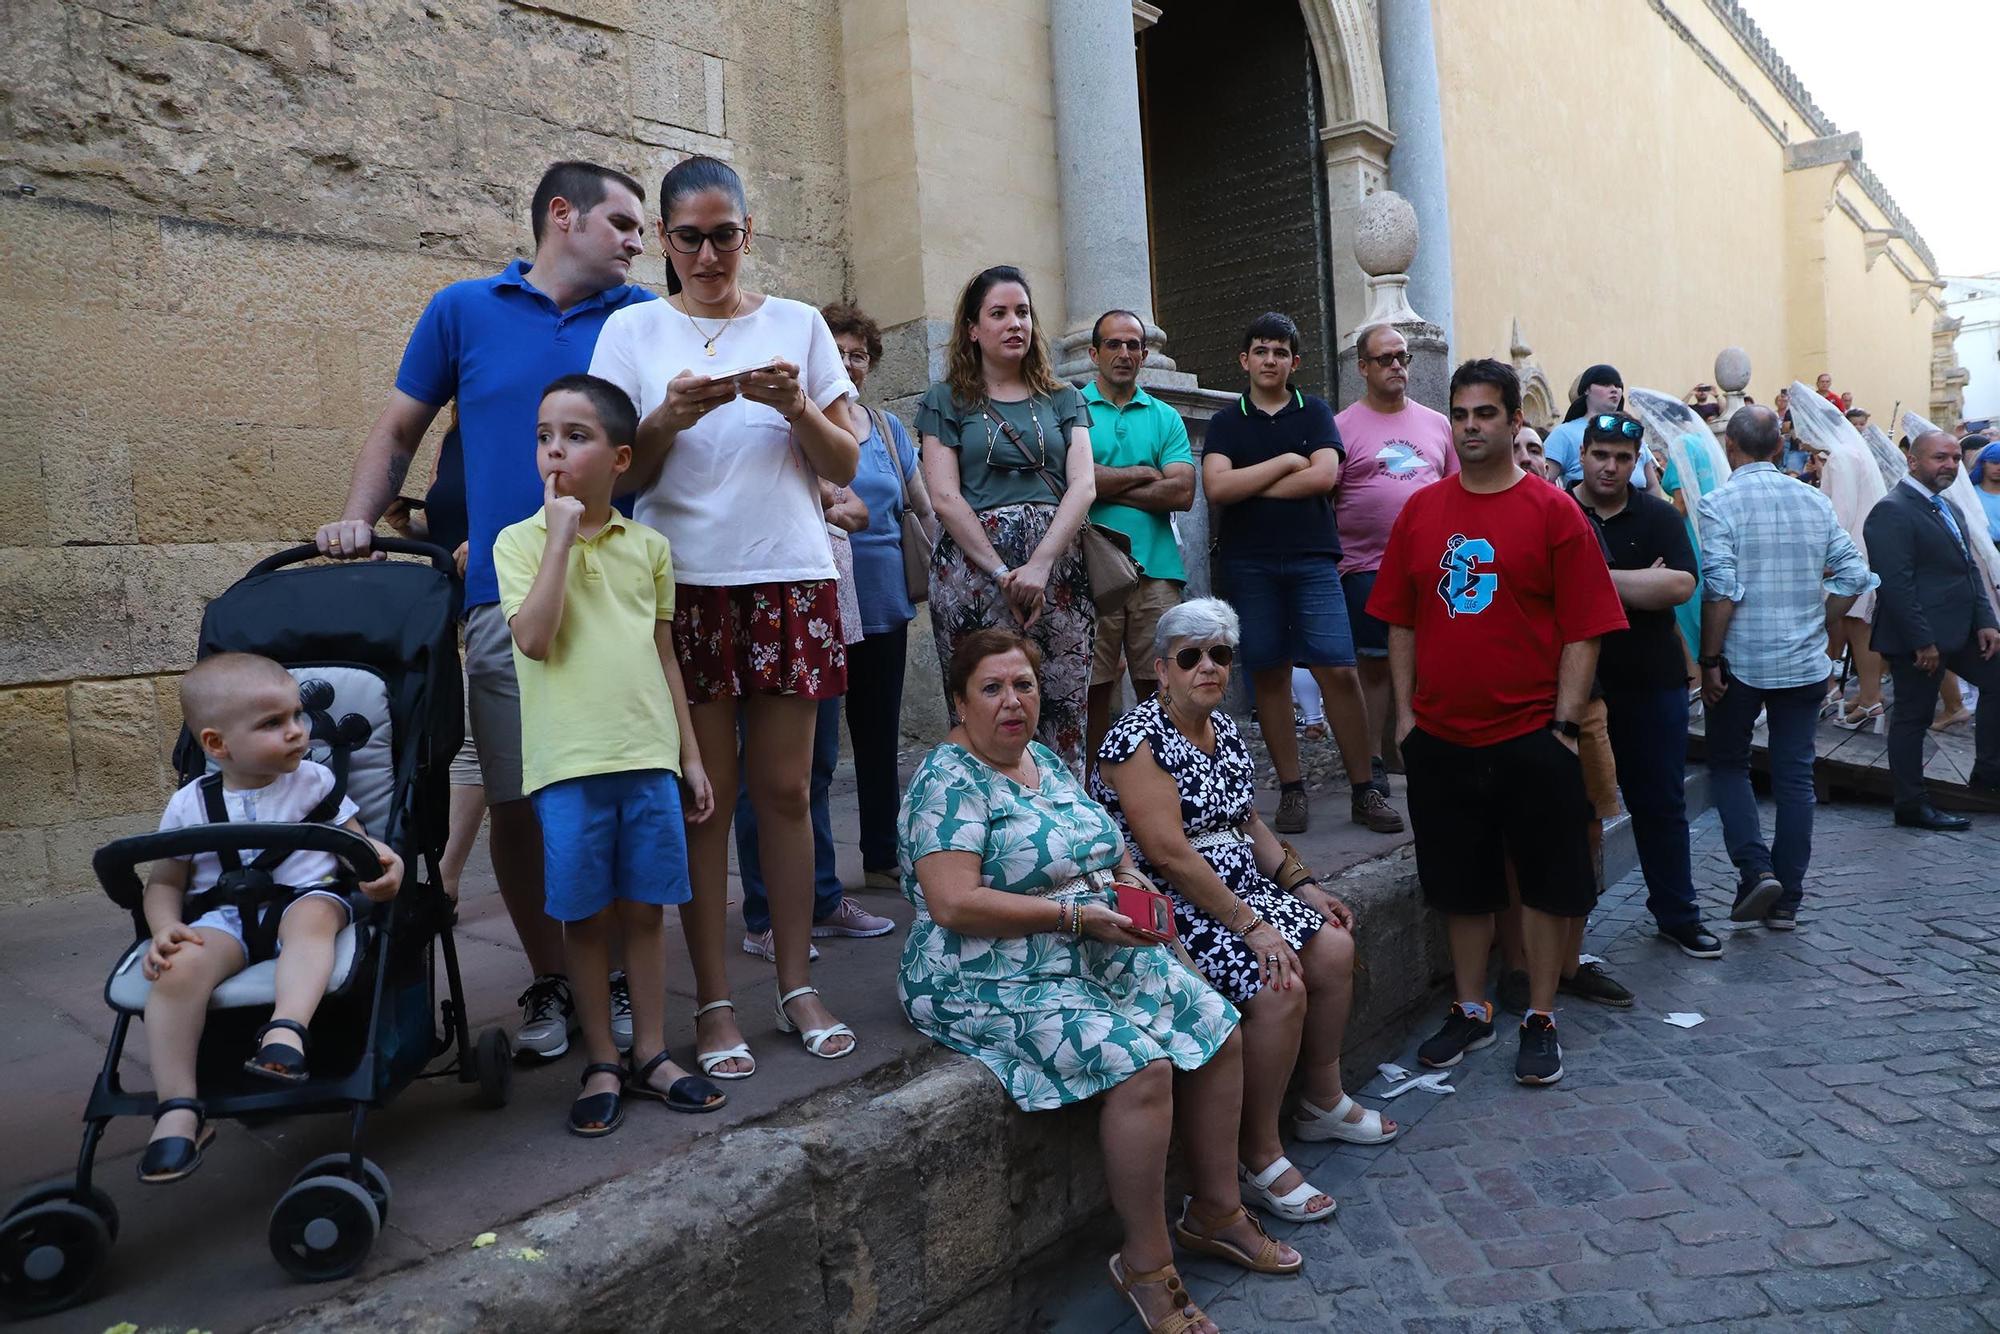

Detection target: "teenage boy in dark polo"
[1570, 412, 1718, 960]
[1202, 311, 1402, 835]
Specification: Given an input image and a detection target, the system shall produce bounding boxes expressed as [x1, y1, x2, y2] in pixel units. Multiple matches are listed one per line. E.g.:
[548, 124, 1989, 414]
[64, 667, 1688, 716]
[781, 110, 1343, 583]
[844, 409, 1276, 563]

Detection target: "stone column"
[1378, 0, 1454, 349]
[1714, 346, 1752, 439]
[1048, 0, 1184, 383]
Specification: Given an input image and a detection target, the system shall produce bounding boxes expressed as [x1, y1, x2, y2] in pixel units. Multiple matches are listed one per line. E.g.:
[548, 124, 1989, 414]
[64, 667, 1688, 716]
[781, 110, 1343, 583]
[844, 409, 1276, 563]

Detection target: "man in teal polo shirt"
[1083, 309, 1195, 764]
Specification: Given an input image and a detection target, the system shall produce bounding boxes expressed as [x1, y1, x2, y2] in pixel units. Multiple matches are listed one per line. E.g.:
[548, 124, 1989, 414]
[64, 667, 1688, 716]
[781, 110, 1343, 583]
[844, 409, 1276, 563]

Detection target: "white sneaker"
[811, 896, 896, 939]
[514, 974, 575, 1061]
[742, 930, 819, 963]
[609, 971, 633, 1054]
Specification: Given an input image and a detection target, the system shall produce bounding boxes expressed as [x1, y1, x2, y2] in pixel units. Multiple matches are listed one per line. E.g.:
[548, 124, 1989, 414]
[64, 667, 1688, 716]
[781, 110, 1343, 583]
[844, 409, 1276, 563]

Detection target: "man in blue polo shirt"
[316, 161, 656, 1060]
[1202, 311, 1404, 836]
[1083, 309, 1195, 764]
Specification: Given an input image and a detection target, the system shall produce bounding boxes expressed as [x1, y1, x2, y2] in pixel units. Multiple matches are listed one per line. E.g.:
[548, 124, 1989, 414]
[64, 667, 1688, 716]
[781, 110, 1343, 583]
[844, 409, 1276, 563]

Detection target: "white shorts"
[191, 888, 352, 958]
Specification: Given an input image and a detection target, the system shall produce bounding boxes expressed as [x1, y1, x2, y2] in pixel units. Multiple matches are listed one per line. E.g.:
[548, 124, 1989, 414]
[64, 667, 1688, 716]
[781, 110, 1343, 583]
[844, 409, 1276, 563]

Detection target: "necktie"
[1931, 493, 1969, 560]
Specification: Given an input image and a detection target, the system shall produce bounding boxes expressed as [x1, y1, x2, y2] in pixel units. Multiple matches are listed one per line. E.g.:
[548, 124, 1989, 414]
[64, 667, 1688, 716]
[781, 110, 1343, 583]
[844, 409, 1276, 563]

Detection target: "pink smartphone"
[1113, 882, 1177, 943]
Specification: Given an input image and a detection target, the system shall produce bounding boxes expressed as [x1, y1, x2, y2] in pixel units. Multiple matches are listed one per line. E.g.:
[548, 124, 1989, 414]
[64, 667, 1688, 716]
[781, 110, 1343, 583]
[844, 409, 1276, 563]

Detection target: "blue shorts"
[1340, 570, 1389, 659]
[531, 769, 692, 922]
[1219, 553, 1356, 672]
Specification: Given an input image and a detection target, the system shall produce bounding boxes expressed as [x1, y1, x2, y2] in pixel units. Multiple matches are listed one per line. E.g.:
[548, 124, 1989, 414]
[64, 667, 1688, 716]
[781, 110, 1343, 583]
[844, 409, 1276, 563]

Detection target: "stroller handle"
[94, 824, 388, 911]
[250, 536, 457, 578]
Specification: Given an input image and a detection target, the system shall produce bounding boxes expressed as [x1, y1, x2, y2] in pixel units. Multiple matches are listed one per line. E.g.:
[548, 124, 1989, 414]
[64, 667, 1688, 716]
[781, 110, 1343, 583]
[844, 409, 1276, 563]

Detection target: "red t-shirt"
[1368, 474, 1627, 746]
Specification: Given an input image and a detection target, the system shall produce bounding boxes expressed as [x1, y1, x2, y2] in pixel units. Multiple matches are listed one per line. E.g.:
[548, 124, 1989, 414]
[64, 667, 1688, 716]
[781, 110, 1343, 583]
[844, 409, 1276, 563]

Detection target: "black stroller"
[0, 539, 514, 1318]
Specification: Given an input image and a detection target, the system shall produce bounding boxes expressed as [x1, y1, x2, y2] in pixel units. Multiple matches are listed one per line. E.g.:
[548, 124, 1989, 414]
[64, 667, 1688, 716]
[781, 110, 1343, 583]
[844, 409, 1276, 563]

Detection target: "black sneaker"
[1558, 960, 1634, 1008]
[1516, 1013, 1564, 1085]
[1657, 920, 1723, 959]
[1495, 968, 1531, 1016]
[1763, 905, 1798, 931]
[1418, 1003, 1496, 1068]
[1730, 872, 1783, 922]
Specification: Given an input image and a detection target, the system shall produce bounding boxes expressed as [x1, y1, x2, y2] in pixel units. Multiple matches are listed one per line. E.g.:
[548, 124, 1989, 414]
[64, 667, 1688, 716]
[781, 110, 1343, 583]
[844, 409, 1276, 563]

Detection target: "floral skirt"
[672, 580, 847, 704]
[929, 503, 1094, 778]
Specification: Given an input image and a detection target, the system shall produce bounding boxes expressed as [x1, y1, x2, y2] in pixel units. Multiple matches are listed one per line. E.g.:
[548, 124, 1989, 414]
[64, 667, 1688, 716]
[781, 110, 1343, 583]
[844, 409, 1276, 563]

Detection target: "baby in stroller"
[139, 652, 404, 1185]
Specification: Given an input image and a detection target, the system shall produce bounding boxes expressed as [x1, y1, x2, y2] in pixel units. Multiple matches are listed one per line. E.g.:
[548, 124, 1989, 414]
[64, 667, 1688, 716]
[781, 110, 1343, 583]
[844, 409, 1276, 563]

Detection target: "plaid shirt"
[1697, 462, 1878, 689]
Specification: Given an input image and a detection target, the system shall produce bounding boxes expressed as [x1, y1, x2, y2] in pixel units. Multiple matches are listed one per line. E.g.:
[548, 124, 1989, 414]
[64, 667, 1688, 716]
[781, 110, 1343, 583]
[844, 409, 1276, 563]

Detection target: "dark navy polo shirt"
[394, 259, 655, 608]
[1205, 388, 1345, 560]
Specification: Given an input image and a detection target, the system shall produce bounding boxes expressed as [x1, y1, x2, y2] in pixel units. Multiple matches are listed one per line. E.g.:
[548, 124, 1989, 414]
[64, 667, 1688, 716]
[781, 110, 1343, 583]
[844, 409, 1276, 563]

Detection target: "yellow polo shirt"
[493, 510, 680, 795]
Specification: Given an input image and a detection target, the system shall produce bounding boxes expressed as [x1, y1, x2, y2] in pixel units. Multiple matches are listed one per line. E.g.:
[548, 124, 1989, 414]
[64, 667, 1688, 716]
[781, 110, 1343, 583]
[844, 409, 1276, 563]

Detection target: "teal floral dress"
[896, 741, 1239, 1112]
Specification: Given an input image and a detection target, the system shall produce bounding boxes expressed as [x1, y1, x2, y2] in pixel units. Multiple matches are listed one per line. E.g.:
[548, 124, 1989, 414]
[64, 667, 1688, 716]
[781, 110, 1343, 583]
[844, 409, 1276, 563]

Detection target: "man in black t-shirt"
[1571, 413, 1717, 958]
[1202, 311, 1403, 836]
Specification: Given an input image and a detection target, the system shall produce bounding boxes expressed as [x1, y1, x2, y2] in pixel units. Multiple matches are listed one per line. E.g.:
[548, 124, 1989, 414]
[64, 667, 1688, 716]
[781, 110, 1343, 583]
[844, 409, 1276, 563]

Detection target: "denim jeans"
[1216, 552, 1357, 672]
[735, 697, 844, 933]
[1703, 675, 1822, 910]
[1603, 685, 1697, 928]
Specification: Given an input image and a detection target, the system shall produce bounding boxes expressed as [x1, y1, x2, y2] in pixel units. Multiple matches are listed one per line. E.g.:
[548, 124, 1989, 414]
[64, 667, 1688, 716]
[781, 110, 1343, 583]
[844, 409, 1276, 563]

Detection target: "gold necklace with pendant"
[679, 289, 745, 356]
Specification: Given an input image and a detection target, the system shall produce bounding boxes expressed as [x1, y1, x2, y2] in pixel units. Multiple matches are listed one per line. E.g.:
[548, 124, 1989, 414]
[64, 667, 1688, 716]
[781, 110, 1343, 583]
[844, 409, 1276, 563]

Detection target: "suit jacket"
[1864, 483, 1999, 657]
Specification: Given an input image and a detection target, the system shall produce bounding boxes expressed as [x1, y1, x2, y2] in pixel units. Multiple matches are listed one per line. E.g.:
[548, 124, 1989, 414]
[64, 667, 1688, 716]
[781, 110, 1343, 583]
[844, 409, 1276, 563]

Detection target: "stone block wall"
[0, 0, 852, 899]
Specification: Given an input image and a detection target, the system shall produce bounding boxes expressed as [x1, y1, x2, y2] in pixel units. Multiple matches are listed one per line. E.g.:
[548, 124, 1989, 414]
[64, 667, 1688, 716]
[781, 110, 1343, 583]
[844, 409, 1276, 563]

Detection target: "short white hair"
[1152, 597, 1241, 668]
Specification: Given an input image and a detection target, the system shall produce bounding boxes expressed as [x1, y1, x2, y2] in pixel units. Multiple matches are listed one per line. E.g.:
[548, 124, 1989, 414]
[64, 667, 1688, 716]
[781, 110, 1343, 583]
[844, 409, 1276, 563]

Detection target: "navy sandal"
[139, 1098, 217, 1184]
[244, 1018, 311, 1084]
[569, 1062, 627, 1137]
[625, 1050, 727, 1115]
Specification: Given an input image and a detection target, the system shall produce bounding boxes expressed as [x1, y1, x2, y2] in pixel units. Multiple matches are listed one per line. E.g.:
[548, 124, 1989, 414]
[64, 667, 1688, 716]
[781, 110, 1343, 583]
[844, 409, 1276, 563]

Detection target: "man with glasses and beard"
[1203, 312, 1405, 837]
[1082, 310, 1196, 765]
[1333, 324, 1456, 786]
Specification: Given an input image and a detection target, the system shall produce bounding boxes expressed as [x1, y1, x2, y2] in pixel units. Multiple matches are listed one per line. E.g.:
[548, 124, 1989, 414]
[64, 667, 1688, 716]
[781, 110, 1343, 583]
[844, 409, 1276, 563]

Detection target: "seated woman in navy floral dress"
[1092, 598, 1399, 1230]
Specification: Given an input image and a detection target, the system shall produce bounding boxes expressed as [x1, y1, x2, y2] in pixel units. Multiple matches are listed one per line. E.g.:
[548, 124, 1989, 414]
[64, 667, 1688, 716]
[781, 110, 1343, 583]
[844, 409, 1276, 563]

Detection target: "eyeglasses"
[1365, 351, 1414, 368]
[665, 225, 746, 254]
[983, 406, 1048, 474]
[1098, 338, 1147, 354]
[1173, 644, 1234, 671]
[1587, 413, 1645, 443]
[838, 349, 872, 368]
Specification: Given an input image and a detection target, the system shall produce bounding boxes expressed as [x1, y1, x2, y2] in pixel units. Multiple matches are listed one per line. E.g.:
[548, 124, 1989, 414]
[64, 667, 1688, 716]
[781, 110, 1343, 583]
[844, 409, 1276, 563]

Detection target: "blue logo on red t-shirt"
[1437, 534, 1496, 616]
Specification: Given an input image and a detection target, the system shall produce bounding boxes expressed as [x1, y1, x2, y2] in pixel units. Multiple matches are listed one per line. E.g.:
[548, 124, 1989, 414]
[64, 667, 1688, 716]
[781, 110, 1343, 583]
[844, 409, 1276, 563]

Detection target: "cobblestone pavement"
[1043, 798, 2000, 1331]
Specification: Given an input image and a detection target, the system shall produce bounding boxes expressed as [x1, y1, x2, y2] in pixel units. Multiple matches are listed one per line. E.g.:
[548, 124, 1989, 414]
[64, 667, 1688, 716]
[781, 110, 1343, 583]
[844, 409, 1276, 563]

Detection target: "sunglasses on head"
[1173, 644, 1234, 671]
[1587, 413, 1646, 444]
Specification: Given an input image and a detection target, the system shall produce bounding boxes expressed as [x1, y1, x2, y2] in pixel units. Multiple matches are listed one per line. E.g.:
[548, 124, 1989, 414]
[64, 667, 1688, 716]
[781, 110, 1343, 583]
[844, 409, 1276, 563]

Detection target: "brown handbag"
[870, 407, 935, 603]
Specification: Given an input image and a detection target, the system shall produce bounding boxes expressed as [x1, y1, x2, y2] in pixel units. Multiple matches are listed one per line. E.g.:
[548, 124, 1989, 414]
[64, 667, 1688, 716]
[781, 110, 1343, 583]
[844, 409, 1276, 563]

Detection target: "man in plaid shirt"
[1696, 406, 1877, 930]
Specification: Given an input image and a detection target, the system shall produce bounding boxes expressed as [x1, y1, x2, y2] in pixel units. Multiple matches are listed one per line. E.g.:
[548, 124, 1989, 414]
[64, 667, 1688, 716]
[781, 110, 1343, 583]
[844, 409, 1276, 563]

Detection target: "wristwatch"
[1548, 719, 1581, 740]
[1697, 654, 1726, 670]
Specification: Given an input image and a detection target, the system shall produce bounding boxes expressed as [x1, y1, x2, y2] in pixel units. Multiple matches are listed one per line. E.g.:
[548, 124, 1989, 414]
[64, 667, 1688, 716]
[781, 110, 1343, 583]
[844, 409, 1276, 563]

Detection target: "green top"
[916, 382, 1091, 512]
[1082, 380, 1194, 581]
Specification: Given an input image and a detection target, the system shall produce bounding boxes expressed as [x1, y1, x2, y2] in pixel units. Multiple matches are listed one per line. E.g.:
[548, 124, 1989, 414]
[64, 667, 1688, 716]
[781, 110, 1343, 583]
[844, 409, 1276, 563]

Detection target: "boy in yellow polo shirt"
[494, 373, 721, 1136]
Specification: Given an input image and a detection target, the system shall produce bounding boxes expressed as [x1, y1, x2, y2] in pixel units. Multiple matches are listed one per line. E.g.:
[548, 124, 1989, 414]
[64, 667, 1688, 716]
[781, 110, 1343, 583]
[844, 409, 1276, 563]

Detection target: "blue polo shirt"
[394, 259, 655, 608]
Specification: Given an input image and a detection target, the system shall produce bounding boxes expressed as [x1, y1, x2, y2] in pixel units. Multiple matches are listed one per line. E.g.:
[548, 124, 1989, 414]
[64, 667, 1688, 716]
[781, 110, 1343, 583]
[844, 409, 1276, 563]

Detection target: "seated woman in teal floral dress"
[899, 629, 1302, 1333]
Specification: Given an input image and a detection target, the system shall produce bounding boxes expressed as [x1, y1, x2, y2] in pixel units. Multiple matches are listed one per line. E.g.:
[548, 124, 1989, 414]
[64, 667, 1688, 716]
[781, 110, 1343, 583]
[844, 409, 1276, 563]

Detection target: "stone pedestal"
[1714, 345, 1752, 439]
[1332, 191, 1452, 414]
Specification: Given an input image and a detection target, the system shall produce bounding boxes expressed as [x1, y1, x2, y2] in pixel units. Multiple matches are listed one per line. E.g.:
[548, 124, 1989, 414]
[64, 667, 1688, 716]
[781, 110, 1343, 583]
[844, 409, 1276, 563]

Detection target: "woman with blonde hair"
[917, 265, 1097, 776]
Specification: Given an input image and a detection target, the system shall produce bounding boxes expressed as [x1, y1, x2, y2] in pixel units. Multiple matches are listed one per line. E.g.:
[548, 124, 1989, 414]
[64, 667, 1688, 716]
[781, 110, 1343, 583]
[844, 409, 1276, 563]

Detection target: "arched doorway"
[1139, 1, 1338, 401]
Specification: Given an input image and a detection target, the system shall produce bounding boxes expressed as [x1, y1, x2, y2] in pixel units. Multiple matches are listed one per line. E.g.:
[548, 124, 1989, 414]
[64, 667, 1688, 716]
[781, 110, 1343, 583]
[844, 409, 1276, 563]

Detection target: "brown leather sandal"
[1107, 1254, 1212, 1334]
[1173, 1199, 1304, 1275]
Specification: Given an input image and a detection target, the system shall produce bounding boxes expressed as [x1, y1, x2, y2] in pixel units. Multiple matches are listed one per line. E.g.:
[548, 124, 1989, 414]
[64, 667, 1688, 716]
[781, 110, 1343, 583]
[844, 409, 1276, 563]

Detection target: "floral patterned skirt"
[930, 503, 1094, 778]
[672, 580, 847, 704]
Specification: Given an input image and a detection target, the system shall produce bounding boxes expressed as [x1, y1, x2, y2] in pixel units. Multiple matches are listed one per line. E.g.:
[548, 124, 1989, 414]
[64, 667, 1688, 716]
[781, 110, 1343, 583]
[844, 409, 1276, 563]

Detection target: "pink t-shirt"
[1332, 398, 1457, 574]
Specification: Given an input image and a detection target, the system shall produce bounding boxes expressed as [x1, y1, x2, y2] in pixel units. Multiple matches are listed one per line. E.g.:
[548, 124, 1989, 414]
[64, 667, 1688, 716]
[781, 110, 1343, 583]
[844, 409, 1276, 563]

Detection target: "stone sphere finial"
[1714, 347, 1752, 393]
[1353, 191, 1419, 278]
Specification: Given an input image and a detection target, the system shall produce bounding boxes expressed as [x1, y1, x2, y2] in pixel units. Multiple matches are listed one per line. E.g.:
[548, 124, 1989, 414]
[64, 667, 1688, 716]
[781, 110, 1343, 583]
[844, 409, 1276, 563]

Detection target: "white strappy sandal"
[775, 985, 855, 1060]
[693, 999, 756, 1080]
[1294, 1092, 1400, 1144]
[1240, 1156, 1337, 1223]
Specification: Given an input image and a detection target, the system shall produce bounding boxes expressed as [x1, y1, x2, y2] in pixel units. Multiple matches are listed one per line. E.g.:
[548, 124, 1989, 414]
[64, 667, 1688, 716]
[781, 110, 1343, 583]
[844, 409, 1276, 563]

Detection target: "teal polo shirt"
[1083, 380, 1194, 581]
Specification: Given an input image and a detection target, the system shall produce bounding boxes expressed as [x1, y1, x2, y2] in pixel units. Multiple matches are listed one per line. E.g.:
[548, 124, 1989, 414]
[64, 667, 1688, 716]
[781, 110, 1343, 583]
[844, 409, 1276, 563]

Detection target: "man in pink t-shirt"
[1334, 324, 1457, 778]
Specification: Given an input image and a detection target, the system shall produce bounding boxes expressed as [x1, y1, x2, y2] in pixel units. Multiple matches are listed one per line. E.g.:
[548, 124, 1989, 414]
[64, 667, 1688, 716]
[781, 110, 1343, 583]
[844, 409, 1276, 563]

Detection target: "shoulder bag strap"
[199, 773, 244, 874]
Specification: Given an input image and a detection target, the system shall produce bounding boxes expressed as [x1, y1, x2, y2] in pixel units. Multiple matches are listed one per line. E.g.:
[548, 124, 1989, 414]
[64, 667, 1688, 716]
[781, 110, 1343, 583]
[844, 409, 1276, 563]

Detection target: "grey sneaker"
[1274, 788, 1310, 834]
[1730, 872, 1783, 922]
[741, 930, 820, 963]
[514, 974, 575, 1062]
[1558, 959, 1634, 1008]
[608, 971, 633, 1053]
[1351, 786, 1405, 833]
[811, 896, 896, 939]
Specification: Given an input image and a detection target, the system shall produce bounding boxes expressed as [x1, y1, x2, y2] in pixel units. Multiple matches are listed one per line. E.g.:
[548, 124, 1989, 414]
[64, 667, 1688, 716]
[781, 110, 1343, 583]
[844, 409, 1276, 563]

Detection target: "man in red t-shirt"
[1368, 359, 1627, 1087]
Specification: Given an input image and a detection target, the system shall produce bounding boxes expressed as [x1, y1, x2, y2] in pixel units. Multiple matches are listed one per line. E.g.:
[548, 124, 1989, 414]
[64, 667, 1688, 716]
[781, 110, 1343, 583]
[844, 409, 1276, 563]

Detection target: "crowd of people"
[128, 155, 1999, 1330]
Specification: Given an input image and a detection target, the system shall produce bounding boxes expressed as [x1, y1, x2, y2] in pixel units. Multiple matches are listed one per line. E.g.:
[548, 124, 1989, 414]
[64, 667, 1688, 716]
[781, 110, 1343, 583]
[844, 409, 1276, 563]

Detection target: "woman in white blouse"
[591, 155, 862, 1073]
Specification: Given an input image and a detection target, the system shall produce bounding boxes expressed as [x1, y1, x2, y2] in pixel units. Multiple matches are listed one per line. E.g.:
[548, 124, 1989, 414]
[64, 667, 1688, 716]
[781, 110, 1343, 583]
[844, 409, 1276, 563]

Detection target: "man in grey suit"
[1863, 430, 2000, 829]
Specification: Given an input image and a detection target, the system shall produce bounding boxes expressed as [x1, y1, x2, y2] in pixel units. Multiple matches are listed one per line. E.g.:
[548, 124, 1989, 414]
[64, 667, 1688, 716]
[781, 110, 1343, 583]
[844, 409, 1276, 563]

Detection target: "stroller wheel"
[5, 1180, 119, 1243]
[473, 1027, 514, 1108]
[0, 1200, 111, 1318]
[291, 1155, 392, 1225]
[269, 1176, 379, 1283]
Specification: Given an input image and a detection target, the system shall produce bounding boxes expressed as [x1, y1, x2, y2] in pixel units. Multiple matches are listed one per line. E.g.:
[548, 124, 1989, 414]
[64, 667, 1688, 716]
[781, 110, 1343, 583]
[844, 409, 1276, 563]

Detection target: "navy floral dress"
[1091, 697, 1324, 1006]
